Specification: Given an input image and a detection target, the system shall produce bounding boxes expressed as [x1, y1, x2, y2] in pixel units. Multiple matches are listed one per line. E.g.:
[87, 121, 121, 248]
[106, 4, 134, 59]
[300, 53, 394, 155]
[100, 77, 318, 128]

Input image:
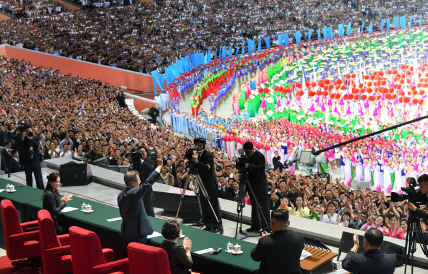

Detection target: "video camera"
[236, 148, 249, 173]
[16, 122, 33, 137]
[131, 147, 158, 164]
[391, 177, 428, 205]
[185, 146, 199, 168]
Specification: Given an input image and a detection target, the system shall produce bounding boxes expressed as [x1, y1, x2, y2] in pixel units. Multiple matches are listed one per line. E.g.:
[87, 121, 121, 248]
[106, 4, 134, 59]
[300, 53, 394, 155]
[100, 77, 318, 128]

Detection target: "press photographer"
[17, 123, 44, 189]
[242, 142, 270, 234]
[191, 138, 223, 233]
[132, 146, 157, 217]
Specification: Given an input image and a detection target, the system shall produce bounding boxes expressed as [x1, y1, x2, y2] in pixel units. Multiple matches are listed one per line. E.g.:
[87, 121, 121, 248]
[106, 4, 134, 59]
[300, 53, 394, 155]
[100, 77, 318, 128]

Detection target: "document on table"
[300, 249, 312, 260]
[62, 207, 79, 213]
[106, 217, 122, 222]
[195, 248, 214, 255]
[0, 189, 5, 193]
[147, 231, 162, 239]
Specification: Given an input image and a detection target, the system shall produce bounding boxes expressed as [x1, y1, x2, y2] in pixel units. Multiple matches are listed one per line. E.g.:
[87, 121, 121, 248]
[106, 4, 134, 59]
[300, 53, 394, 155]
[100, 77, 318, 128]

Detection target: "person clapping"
[161, 220, 194, 274]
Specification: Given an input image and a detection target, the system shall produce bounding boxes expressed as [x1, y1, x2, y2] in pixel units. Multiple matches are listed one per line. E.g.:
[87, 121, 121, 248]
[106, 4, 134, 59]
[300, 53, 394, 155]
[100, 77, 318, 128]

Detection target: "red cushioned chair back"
[69, 226, 107, 274]
[1, 199, 24, 256]
[38, 210, 61, 271]
[128, 243, 171, 274]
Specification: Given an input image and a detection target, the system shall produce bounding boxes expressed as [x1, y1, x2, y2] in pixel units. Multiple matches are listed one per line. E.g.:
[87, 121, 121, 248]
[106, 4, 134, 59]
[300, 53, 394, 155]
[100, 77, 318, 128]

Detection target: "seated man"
[342, 229, 397, 274]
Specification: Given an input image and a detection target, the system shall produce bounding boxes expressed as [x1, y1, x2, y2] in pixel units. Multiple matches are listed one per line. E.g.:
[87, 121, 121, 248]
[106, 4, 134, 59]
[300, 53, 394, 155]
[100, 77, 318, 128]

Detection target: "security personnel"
[18, 126, 44, 189]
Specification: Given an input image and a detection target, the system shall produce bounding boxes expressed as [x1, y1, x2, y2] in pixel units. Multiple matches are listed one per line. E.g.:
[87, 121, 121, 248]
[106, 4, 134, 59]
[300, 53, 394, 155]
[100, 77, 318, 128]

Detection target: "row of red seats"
[1, 199, 171, 274]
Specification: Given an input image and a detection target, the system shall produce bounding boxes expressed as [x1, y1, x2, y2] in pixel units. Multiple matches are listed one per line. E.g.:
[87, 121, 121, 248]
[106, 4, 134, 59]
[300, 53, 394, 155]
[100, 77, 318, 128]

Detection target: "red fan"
[376, 95, 382, 100]
[367, 82, 373, 87]
[319, 83, 325, 88]
[263, 87, 269, 93]
[329, 84, 334, 90]
[411, 85, 416, 91]
[412, 98, 418, 104]
[412, 90, 418, 96]
[334, 93, 341, 99]
[419, 90, 425, 95]
[318, 79, 325, 85]
[329, 94, 335, 99]
[311, 82, 317, 88]
[368, 96, 375, 101]
[367, 88, 373, 93]
[336, 79, 342, 85]
[296, 83, 302, 89]
[348, 94, 354, 100]
[258, 87, 263, 94]
[419, 99, 424, 105]
[359, 83, 364, 89]
[324, 79, 331, 85]
[291, 83, 296, 89]
[398, 97, 403, 103]
[404, 97, 411, 103]
[361, 95, 367, 100]
[385, 94, 391, 100]
[388, 88, 394, 93]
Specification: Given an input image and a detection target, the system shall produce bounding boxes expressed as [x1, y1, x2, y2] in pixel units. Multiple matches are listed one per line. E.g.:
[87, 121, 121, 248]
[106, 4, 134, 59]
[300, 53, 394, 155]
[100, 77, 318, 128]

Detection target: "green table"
[24, 196, 259, 274]
[0, 179, 43, 221]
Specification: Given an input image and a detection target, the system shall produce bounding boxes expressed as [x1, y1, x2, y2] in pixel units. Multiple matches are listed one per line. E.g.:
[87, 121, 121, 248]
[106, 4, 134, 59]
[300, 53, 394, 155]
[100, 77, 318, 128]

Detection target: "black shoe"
[203, 226, 213, 232]
[212, 226, 224, 234]
[246, 227, 261, 233]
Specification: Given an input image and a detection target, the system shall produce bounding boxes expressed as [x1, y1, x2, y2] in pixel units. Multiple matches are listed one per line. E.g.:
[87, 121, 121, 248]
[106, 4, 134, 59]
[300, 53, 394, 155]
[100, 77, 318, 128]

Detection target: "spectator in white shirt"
[321, 202, 338, 224]
[61, 144, 73, 159]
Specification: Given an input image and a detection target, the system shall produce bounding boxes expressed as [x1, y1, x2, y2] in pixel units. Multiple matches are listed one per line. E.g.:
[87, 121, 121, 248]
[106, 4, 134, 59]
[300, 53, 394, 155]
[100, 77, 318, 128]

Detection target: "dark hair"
[11, 149, 18, 156]
[418, 174, 428, 184]
[360, 211, 368, 218]
[43, 172, 60, 200]
[271, 209, 289, 223]
[124, 170, 139, 186]
[389, 215, 399, 222]
[364, 228, 383, 248]
[327, 201, 335, 208]
[400, 218, 408, 223]
[343, 212, 351, 218]
[161, 220, 181, 240]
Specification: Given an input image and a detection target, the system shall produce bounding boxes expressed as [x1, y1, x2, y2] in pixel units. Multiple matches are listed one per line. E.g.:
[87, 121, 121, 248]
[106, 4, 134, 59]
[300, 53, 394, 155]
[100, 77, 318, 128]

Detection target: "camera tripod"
[234, 172, 271, 239]
[403, 211, 428, 274]
[175, 167, 220, 227]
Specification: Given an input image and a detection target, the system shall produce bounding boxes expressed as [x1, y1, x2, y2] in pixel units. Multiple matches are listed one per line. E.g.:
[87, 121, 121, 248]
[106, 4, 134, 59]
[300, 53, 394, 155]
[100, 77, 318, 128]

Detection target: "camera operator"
[18, 124, 44, 189]
[134, 146, 156, 217]
[243, 142, 271, 234]
[192, 138, 223, 234]
[407, 174, 428, 219]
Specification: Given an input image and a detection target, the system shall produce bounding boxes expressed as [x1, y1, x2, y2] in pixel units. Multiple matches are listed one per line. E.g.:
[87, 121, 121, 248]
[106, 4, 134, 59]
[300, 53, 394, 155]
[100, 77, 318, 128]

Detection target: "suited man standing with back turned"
[118, 154, 163, 245]
[342, 229, 397, 274]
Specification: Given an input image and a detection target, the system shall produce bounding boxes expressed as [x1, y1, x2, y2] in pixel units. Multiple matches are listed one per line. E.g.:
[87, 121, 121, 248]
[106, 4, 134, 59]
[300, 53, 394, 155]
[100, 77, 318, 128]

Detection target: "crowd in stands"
[0, 0, 67, 18]
[0, 0, 426, 73]
[0, 51, 425, 243]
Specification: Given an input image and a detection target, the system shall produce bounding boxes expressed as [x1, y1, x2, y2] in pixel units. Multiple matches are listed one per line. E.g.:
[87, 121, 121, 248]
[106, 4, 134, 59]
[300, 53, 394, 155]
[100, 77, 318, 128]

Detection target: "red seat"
[0, 199, 41, 261]
[69, 226, 129, 274]
[37, 209, 73, 274]
[127, 242, 171, 274]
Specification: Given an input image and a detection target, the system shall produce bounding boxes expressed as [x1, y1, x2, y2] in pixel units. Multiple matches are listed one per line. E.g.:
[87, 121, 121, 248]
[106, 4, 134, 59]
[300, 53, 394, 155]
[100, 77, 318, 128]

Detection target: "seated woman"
[161, 220, 193, 274]
[42, 172, 72, 235]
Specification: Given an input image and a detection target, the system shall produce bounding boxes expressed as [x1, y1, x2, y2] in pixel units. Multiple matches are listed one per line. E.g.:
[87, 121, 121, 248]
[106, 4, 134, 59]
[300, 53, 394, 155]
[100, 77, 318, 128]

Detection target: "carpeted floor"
[0, 256, 39, 274]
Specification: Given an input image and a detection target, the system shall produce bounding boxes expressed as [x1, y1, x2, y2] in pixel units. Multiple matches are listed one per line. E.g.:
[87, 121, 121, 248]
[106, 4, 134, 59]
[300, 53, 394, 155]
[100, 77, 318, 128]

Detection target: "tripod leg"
[195, 175, 220, 224]
[246, 179, 271, 232]
[175, 175, 191, 220]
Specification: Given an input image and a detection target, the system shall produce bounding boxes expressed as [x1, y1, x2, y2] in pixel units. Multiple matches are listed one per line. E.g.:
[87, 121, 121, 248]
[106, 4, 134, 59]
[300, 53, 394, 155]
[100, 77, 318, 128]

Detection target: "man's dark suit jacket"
[251, 230, 304, 274]
[10, 158, 21, 173]
[218, 185, 234, 200]
[117, 169, 160, 238]
[342, 249, 397, 274]
[1, 148, 12, 171]
[195, 150, 217, 191]
[161, 240, 193, 274]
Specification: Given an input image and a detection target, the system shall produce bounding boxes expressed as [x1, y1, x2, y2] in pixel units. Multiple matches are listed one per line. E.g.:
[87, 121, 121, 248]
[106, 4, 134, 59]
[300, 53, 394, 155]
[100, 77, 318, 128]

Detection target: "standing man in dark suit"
[251, 209, 304, 274]
[136, 146, 156, 217]
[18, 126, 44, 189]
[244, 142, 270, 233]
[342, 229, 397, 274]
[192, 138, 223, 233]
[1, 141, 12, 172]
[117, 154, 163, 245]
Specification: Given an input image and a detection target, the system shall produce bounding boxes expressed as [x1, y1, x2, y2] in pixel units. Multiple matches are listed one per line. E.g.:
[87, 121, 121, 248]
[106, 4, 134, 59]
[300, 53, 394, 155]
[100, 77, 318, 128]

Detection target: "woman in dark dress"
[42, 172, 72, 235]
[161, 220, 193, 274]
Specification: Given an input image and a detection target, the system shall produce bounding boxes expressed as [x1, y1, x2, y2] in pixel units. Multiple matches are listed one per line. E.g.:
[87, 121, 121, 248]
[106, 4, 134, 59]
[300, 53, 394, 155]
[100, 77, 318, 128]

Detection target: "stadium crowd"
[0, 0, 426, 73]
[0, 55, 425, 240]
[0, 0, 67, 18]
